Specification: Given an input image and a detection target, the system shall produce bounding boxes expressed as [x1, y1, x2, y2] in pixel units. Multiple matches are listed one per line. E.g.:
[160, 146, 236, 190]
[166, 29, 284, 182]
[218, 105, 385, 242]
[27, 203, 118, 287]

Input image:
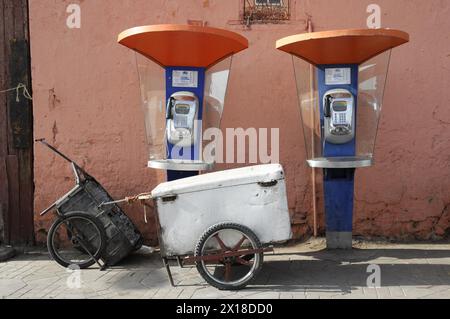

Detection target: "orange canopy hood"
[276, 29, 409, 66]
[118, 24, 249, 69]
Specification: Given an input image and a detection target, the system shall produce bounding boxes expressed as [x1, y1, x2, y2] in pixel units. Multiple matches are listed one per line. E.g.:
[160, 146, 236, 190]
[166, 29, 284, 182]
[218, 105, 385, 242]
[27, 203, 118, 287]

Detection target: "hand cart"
[36, 139, 143, 270]
[102, 164, 292, 290]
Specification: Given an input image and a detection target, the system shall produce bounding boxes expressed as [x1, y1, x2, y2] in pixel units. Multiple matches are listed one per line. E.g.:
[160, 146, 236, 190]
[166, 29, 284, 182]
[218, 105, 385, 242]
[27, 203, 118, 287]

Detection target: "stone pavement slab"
[0, 239, 449, 299]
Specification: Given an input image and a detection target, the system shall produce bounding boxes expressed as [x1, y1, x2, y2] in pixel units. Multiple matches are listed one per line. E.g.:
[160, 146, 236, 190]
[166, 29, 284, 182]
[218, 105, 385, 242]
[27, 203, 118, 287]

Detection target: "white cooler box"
[151, 164, 292, 257]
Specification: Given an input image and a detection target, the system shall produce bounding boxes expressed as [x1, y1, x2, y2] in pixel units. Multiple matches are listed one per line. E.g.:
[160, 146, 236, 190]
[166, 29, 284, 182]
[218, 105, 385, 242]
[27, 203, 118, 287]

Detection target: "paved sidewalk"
[1, 239, 450, 299]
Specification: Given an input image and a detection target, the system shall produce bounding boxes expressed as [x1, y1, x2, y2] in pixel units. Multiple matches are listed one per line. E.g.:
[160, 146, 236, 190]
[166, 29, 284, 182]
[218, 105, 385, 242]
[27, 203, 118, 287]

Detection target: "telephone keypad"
[333, 113, 347, 125]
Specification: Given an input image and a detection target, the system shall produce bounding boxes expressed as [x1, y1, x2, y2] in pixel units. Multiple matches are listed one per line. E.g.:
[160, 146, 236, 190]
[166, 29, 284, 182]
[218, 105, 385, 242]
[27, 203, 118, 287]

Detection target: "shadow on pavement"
[8, 247, 450, 294]
[248, 248, 450, 292]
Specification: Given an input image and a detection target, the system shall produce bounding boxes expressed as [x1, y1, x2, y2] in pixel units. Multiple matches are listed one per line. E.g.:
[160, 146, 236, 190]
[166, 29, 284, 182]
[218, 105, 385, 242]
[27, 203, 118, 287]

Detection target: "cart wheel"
[47, 211, 106, 269]
[194, 223, 263, 290]
[66, 229, 87, 254]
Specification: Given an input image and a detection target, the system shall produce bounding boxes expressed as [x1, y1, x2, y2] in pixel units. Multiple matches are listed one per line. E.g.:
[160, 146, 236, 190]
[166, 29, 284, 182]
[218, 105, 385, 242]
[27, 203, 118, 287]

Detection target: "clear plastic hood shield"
[292, 50, 392, 163]
[135, 54, 233, 169]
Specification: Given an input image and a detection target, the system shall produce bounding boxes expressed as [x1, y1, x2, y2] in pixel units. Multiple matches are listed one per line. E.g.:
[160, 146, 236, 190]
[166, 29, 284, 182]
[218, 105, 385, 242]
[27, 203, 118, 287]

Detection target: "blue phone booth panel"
[165, 67, 206, 181]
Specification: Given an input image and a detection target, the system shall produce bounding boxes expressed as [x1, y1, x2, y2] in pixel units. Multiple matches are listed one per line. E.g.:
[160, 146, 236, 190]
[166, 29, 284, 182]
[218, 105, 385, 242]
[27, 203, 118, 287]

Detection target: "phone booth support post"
[118, 25, 248, 181]
[277, 29, 409, 249]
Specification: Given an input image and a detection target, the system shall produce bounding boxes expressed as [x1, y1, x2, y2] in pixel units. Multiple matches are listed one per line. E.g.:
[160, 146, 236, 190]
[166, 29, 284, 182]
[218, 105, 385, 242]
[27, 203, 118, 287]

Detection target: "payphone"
[166, 92, 199, 147]
[323, 89, 355, 145]
[118, 24, 249, 181]
[277, 29, 409, 248]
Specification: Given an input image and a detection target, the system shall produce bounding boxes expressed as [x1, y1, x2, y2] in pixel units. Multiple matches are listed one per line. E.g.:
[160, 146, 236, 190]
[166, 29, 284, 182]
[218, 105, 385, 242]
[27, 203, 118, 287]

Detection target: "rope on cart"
[124, 193, 153, 224]
[99, 192, 152, 223]
[124, 192, 152, 204]
[98, 193, 152, 224]
[143, 204, 148, 224]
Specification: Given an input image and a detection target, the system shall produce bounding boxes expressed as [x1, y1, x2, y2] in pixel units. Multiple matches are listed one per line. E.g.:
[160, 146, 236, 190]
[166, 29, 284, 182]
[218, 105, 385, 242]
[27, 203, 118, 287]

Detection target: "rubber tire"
[47, 211, 107, 269]
[194, 223, 264, 291]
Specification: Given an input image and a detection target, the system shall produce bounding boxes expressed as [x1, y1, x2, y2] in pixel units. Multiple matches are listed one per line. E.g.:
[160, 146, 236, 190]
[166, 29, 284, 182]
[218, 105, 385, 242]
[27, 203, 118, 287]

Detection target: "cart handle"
[98, 193, 153, 209]
[35, 138, 91, 184]
[98, 198, 129, 209]
[98, 193, 153, 224]
[39, 202, 57, 216]
[35, 138, 79, 166]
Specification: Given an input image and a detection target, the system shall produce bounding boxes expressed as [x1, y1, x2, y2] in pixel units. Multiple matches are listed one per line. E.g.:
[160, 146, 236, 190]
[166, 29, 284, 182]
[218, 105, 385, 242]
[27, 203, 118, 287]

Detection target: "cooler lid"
[151, 164, 284, 198]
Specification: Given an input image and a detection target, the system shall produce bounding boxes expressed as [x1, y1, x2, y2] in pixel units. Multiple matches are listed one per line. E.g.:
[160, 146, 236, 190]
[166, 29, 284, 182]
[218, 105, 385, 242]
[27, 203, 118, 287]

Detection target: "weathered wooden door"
[0, 0, 34, 245]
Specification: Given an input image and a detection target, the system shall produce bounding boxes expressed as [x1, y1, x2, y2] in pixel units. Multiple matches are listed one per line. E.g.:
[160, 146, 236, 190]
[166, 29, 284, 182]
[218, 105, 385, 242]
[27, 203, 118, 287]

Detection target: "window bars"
[243, 0, 290, 24]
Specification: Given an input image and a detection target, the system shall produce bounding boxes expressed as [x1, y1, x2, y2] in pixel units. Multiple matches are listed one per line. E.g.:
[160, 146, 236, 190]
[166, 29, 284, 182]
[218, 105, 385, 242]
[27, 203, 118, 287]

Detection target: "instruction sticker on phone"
[172, 70, 198, 88]
[325, 68, 351, 85]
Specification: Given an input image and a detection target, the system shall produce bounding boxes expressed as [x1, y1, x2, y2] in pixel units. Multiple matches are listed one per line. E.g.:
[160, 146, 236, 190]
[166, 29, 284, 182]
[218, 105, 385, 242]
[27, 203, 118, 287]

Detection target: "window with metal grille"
[256, 0, 282, 6]
[243, 0, 290, 24]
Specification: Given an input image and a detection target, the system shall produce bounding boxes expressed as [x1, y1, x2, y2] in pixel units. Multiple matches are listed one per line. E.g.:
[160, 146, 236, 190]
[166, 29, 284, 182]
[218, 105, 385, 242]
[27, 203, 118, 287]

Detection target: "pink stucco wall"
[29, 0, 450, 245]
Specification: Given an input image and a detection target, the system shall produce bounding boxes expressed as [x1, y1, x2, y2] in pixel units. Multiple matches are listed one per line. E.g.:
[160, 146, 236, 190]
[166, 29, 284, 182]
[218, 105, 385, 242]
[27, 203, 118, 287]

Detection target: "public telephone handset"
[323, 89, 355, 145]
[166, 91, 199, 147]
